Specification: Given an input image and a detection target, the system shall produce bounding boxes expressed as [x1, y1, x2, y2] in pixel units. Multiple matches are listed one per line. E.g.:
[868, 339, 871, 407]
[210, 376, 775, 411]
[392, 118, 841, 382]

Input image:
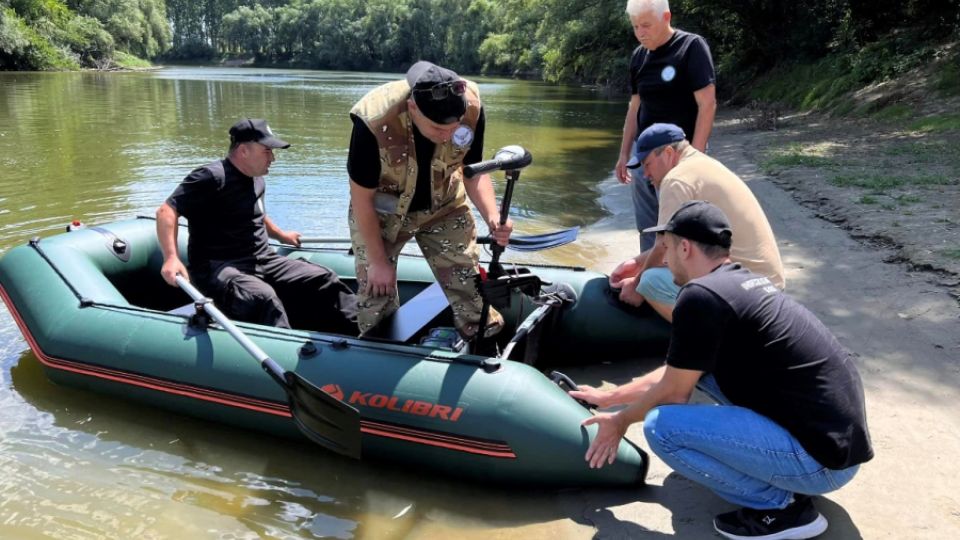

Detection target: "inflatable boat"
[0, 217, 669, 487]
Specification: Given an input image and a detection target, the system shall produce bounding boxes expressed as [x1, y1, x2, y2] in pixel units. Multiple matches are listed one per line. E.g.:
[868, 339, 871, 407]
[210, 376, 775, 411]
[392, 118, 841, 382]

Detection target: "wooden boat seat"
[363, 282, 449, 343]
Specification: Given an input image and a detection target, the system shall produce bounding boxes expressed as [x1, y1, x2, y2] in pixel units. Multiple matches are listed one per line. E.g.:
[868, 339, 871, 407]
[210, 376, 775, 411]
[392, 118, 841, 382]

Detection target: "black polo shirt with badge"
[630, 29, 715, 141]
[166, 158, 273, 269]
[666, 263, 874, 471]
[347, 109, 486, 212]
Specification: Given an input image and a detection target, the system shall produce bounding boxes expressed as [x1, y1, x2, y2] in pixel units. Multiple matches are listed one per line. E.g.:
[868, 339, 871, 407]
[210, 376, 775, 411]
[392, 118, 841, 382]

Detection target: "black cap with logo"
[643, 200, 733, 248]
[406, 61, 468, 125]
[229, 118, 290, 149]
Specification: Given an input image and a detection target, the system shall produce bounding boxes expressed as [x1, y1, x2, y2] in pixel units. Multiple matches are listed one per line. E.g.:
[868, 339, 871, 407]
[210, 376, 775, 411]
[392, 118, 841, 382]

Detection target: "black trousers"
[194, 254, 359, 335]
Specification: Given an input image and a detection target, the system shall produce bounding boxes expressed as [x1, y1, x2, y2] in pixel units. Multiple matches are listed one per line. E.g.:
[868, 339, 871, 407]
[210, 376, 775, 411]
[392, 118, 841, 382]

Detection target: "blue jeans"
[636, 267, 680, 305]
[643, 375, 860, 509]
[630, 140, 659, 252]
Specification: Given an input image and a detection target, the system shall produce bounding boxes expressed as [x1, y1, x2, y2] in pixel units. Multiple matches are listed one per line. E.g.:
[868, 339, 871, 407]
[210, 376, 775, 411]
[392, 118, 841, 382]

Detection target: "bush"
[0, 7, 78, 69]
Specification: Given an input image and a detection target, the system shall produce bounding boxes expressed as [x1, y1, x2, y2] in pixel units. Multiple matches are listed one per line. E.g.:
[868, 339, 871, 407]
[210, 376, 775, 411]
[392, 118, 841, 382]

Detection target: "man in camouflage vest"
[347, 61, 513, 341]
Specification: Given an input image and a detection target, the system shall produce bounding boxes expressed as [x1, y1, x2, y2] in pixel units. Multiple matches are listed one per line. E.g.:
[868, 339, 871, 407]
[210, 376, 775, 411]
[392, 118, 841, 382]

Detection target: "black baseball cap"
[643, 200, 733, 248]
[406, 61, 467, 125]
[228, 118, 290, 149]
[626, 123, 686, 169]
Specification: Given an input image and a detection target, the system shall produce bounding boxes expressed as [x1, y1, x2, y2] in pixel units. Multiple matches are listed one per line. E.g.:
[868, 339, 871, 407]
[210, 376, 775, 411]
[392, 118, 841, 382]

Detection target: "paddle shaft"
[174, 276, 287, 385]
[475, 168, 520, 348]
[296, 227, 578, 252]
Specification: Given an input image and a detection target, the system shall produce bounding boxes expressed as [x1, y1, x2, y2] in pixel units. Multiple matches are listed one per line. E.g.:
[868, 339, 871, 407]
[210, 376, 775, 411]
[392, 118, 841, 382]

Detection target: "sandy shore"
[415, 115, 960, 539]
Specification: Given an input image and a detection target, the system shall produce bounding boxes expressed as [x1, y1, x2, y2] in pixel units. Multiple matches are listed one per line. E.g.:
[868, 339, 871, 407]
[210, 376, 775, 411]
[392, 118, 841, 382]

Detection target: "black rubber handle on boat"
[174, 275, 362, 459]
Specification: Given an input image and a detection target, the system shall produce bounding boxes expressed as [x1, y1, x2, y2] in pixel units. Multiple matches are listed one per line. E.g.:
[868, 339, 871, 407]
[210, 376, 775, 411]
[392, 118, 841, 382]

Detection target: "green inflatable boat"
[0, 217, 669, 487]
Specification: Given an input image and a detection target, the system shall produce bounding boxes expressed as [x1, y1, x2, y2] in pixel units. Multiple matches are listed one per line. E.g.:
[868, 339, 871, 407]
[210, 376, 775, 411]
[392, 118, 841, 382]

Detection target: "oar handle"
[296, 238, 353, 244]
[174, 275, 286, 382]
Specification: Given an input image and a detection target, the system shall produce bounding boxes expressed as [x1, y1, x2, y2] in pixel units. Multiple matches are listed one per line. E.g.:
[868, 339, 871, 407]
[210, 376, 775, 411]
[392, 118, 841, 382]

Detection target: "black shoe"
[713, 495, 828, 540]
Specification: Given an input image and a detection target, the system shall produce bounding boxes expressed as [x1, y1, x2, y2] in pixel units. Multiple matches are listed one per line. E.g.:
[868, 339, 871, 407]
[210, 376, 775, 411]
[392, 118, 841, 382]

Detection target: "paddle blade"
[482, 226, 580, 252]
[285, 372, 362, 459]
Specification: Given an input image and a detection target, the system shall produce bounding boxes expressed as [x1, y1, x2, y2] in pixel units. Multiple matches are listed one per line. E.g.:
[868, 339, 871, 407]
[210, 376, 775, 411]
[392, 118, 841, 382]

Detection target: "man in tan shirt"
[610, 123, 784, 322]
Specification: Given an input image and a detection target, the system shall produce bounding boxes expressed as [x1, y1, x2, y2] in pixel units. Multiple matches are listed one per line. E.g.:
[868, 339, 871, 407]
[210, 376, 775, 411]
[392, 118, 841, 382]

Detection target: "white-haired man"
[615, 0, 717, 251]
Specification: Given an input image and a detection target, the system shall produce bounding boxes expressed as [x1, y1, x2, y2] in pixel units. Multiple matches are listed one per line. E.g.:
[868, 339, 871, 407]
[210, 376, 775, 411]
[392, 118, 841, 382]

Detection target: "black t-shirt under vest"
[667, 264, 874, 470]
[347, 109, 486, 212]
[166, 158, 272, 267]
[630, 29, 715, 141]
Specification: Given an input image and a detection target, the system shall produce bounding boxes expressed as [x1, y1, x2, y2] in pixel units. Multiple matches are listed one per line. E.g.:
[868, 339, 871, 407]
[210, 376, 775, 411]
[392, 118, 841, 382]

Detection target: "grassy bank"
[746, 32, 959, 118]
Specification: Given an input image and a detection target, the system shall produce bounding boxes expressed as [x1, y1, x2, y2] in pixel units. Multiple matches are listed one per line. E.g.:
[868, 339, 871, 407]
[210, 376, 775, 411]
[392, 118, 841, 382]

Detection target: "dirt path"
[451, 114, 960, 539]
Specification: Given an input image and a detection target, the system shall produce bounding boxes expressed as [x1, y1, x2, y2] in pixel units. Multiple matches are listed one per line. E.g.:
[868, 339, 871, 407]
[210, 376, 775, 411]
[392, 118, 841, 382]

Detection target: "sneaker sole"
[713, 513, 828, 540]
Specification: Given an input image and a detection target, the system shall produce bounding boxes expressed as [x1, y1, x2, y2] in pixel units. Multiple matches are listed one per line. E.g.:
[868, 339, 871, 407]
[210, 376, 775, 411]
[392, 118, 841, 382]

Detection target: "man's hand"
[609, 257, 641, 286]
[582, 412, 628, 469]
[612, 275, 645, 306]
[161, 257, 189, 287]
[276, 230, 302, 248]
[488, 216, 514, 247]
[364, 260, 397, 297]
[615, 156, 632, 184]
[568, 384, 613, 409]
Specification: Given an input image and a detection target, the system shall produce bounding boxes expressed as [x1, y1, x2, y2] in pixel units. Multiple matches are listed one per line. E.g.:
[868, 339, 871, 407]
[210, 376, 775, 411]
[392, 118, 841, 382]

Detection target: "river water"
[0, 67, 630, 539]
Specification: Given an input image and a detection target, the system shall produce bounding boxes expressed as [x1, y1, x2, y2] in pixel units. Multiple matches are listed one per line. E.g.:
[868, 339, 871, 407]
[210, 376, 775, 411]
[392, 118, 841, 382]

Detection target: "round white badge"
[452, 125, 474, 148]
[661, 66, 677, 82]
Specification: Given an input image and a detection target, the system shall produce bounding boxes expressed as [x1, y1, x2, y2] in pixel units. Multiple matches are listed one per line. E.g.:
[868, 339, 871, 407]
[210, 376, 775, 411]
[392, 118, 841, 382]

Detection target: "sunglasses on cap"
[413, 80, 467, 101]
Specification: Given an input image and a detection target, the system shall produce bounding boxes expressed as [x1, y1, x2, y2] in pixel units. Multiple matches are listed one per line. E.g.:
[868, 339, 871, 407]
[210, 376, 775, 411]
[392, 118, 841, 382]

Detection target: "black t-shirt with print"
[630, 29, 715, 141]
[347, 109, 486, 212]
[667, 263, 874, 470]
[166, 158, 272, 267]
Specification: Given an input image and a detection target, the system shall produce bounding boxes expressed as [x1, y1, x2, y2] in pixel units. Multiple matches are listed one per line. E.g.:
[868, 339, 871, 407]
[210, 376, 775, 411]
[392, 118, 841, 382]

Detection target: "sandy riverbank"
[412, 113, 960, 539]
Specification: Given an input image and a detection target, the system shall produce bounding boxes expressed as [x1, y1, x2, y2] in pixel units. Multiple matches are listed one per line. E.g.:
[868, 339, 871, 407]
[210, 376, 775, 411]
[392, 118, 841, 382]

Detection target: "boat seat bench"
[363, 282, 449, 343]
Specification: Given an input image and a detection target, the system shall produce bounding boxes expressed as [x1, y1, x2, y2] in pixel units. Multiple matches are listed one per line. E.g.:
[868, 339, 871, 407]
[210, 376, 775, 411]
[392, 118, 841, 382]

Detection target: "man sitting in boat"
[608, 123, 784, 322]
[572, 201, 873, 540]
[156, 118, 359, 334]
[346, 61, 512, 342]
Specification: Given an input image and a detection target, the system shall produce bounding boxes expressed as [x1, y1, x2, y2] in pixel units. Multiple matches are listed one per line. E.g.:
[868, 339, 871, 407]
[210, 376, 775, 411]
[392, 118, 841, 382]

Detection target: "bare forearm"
[638, 241, 667, 273]
[616, 366, 698, 426]
[605, 365, 667, 406]
[264, 216, 284, 240]
[620, 98, 641, 158]
[464, 174, 500, 225]
[156, 204, 180, 260]
[692, 86, 717, 151]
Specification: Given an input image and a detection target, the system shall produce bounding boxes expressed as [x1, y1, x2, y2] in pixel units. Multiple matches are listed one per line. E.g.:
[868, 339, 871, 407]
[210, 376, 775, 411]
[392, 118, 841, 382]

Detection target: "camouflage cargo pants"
[349, 202, 503, 339]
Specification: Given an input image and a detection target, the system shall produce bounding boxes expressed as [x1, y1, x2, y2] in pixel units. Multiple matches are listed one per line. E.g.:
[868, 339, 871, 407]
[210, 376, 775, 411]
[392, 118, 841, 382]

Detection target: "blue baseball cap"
[626, 123, 686, 169]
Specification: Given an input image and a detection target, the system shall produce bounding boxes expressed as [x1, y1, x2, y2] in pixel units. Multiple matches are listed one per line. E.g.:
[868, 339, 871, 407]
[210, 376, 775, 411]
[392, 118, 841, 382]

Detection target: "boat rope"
[28, 237, 91, 307]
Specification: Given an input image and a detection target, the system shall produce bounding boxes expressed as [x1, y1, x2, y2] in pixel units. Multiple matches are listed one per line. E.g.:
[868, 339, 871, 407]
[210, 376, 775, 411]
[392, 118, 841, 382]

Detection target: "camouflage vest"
[350, 79, 481, 242]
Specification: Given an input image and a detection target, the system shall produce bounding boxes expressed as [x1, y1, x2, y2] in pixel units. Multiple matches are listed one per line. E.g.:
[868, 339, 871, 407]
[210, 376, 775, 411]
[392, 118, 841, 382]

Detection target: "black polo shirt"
[347, 109, 486, 212]
[166, 158, 272, 267]
[667, 264, 874, 470]
[630, 29, 715, 141]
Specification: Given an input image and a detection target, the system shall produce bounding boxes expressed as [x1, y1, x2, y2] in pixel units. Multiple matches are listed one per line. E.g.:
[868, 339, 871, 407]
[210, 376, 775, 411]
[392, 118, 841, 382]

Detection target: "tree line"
[3, 0, 958, 92]
[1, 0, 169, 69]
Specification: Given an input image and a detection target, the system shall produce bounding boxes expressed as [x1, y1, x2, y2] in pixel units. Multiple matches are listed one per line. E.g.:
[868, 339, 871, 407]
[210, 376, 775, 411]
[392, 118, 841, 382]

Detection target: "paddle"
[470, 145, 532, 352]
[174, 275, 362, 459]
[295, 228, 578, 252]
[476, 226, 579, 252]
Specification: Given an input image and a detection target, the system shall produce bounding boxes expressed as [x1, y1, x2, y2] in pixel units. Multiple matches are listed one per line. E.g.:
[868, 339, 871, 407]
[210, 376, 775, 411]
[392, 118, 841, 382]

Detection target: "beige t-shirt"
[658, 147, 786, 289]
